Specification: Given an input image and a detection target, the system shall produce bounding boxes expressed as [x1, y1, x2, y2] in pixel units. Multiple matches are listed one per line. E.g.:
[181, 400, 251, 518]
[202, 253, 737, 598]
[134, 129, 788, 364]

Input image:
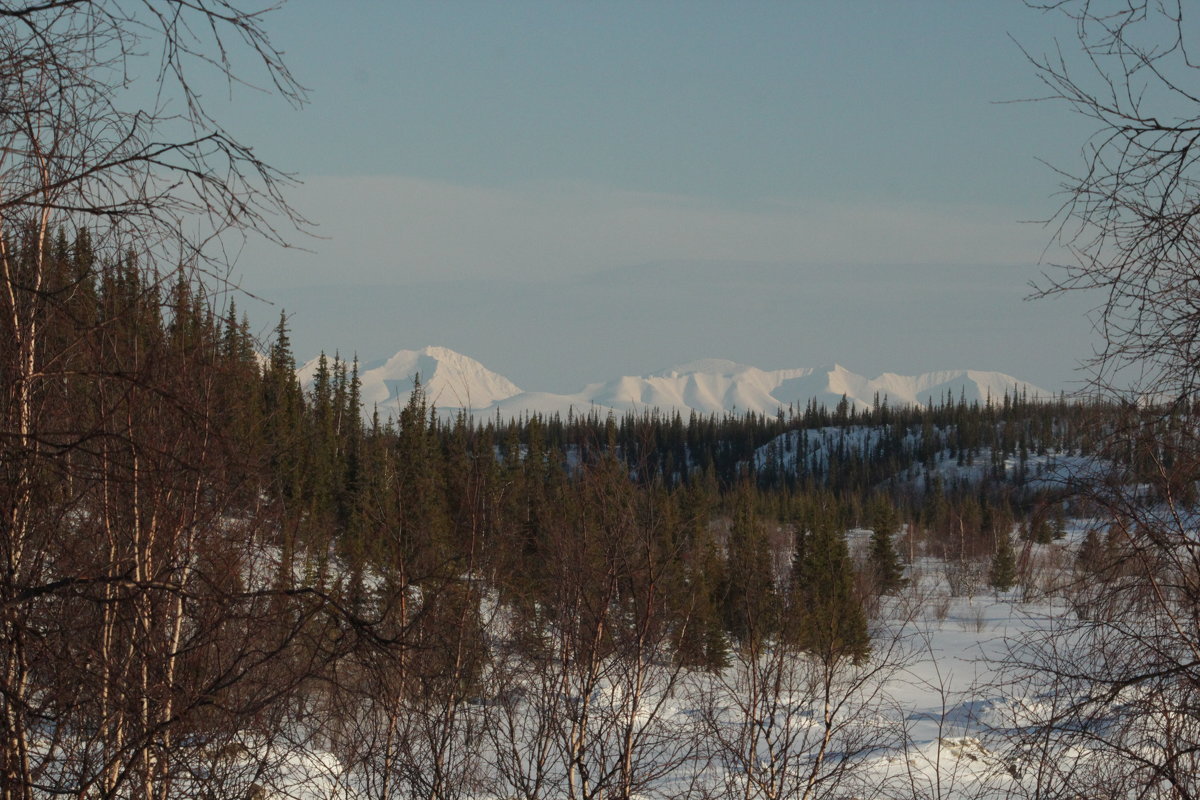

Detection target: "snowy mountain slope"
[300, 346, 1051, 419]
[562, 360, 1046, 417]
[299, 346, 523, 415]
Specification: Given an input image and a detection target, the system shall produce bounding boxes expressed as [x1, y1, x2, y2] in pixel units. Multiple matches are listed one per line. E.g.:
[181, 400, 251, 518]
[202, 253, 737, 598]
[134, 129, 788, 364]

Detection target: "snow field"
[211, 554, 1095, 799]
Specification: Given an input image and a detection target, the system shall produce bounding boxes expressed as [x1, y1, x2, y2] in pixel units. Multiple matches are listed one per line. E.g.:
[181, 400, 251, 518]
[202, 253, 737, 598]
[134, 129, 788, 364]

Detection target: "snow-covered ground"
[755, 424, 1110, 496]
[217, 542, 1103, 800]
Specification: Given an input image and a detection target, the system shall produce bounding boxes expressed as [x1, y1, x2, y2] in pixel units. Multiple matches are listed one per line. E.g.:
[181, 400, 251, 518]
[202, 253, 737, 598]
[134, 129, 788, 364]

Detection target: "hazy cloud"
[238, 175, 1055, 289]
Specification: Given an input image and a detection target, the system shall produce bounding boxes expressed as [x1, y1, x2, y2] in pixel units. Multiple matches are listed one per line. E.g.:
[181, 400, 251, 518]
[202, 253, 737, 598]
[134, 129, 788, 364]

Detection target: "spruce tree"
[989, 532, 1017, 592]
[306, 352, 340, 515]
[671, 482, 730, 671]
[789, 503, 870, 666]
[721, 483, 776, 648]
[261, 312, 305, 500]
[866, 495, 906, 594]
[1051, 505, 1068, 540]
[1025, 513, 1054, 544]
[1076, 528, 1105, 575]
[392, 377, 452, 583]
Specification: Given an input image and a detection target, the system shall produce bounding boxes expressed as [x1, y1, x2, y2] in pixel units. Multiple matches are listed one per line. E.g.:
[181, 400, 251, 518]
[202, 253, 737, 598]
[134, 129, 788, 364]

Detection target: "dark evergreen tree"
[671, 481, 730, 671]
[1076, 527, 1106, 575]
[391, 376, 452, 584]
[721, 483, 776, 648]
[789, 503, 870, 666]
[989, 532, 1018, 592]
[866, 495, 906, 594]
[261, 312, 306, 506]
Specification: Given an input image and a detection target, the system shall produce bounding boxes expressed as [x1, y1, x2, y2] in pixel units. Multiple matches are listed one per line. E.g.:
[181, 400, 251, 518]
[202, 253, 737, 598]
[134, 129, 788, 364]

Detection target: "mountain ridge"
[300, 346, 1051, 419]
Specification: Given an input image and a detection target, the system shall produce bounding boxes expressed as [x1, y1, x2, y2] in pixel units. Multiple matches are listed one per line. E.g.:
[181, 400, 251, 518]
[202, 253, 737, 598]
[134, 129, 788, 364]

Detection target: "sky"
[223, 1, 1100, 393]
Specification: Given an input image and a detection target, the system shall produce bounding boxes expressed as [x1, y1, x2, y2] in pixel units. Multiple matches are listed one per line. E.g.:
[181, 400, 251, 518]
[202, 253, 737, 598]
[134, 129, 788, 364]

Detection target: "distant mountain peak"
[305, 346, 521, 414]
[301, 346, 1050, 420]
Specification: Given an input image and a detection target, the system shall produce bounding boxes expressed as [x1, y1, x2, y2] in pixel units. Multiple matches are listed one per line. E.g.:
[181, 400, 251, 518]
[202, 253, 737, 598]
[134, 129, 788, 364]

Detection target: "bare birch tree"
[1013, 2, 1200, 797]
[0, 3, 312, 799]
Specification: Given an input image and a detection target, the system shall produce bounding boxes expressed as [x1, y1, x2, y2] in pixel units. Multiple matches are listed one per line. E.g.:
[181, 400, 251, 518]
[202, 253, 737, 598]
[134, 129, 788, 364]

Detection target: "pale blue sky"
[226, 2, 1097, 392]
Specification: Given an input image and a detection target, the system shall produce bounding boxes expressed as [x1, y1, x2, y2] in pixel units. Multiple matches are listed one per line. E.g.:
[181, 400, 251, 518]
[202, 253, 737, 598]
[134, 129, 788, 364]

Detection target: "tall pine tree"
[789, 501, 870, 666]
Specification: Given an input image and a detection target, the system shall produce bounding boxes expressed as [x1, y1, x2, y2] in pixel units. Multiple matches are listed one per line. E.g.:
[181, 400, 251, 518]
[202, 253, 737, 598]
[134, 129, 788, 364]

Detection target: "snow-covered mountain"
[301, 346, 1051, 419]
[298, 346, 522, 415]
